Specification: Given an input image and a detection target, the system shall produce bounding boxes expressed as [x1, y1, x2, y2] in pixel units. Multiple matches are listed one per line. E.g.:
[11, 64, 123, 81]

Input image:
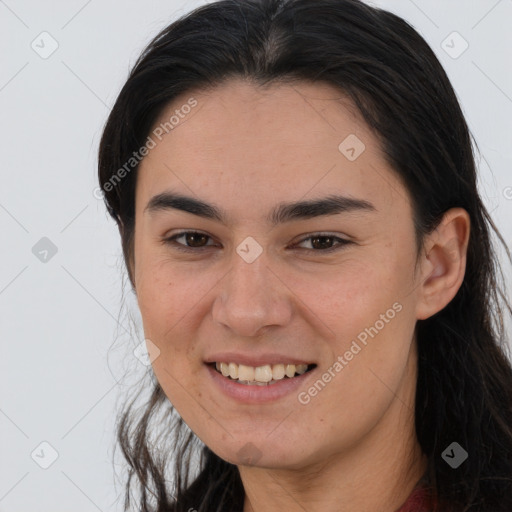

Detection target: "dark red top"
[395, 484, 436, 512]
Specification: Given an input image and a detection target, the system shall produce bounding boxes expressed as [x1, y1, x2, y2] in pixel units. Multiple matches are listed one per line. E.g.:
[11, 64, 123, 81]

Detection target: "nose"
[212, 250, 293, 338]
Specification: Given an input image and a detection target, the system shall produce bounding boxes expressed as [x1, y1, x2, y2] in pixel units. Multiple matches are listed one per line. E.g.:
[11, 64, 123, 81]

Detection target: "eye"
[292, 233, 352, 252]
[163, 231, 217, 251]
[163, 231, 351, 253]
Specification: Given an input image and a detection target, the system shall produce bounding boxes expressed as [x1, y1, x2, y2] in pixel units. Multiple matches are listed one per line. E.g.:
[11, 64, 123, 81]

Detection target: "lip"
[205, 362, 316, 404]
[204, 352, 314, 367]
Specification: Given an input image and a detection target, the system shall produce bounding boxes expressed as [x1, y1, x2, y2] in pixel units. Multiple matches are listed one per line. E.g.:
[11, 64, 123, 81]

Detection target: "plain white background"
[1, 0, 511, 510]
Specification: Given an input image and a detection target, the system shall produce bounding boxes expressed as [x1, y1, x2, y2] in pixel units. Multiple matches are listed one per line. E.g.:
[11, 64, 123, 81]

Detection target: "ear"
[415, 207, 470, 320]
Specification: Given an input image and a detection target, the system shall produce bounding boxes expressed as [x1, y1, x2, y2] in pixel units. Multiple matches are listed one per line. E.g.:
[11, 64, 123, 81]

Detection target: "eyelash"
[162, 231, 352, 254]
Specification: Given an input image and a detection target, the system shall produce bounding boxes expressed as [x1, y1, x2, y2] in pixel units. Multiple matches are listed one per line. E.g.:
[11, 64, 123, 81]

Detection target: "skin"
[131, 78, 470, 512]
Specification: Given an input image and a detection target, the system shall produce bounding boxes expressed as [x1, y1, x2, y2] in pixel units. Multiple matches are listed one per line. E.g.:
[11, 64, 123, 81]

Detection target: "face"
[133, 78, 426, 470]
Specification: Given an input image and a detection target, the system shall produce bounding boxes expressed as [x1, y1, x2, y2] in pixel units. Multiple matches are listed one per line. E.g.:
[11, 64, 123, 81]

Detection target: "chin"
[208, 438, 311, 470]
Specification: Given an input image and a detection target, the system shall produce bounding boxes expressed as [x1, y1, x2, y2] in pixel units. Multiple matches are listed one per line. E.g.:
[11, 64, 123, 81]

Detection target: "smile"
[211, 362, 316, 386]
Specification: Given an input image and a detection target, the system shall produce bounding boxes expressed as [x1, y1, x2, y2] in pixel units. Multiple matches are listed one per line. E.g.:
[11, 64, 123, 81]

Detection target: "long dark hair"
[97, 0, 512, 510]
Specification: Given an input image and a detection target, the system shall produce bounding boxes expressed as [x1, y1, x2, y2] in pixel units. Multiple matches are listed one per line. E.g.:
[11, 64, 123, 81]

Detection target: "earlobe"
[415, 208, 470, 320]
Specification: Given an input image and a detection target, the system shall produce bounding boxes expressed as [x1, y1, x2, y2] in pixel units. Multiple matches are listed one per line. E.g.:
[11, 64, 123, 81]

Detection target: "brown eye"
[183, 232, 209, 247]
[163, 231, 216, 251]
[310, 235, 336, 250]
[163, 231, 351, 254]
[295, 234, 351, 252]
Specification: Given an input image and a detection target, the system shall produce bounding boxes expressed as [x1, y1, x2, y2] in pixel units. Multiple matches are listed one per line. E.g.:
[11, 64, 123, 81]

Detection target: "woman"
[97, 0, 512, 510]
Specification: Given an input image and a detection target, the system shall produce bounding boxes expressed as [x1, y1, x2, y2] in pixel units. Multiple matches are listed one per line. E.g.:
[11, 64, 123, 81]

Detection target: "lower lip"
[205, 364, 314, 404]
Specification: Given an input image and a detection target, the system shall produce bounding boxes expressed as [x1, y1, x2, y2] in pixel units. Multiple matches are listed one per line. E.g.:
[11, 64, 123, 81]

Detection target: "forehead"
[136, 78, 411, 221]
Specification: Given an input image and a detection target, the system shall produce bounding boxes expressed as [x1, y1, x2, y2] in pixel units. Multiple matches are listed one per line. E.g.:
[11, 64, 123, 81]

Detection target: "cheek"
[290, 255, 406, 340]
[135, 255, 222, 375]
[297, 254, 416, 404]
[135, 251, 183, 351]
[135, 262, 207, 419]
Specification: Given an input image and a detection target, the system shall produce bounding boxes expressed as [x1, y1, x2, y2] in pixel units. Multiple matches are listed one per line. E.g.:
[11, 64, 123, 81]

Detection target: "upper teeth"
[215, 362, 309, 382]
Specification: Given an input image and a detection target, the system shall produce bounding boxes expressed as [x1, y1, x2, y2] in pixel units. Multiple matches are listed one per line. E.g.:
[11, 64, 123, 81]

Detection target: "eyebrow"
[144, 191, 376, 225]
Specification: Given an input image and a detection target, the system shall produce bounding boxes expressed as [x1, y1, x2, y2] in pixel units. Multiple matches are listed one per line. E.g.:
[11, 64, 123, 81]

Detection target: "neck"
[240, 345, 427, 512]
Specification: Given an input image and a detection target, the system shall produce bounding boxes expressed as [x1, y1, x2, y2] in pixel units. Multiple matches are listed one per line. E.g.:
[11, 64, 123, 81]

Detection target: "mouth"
[208, 361, 317, 386]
